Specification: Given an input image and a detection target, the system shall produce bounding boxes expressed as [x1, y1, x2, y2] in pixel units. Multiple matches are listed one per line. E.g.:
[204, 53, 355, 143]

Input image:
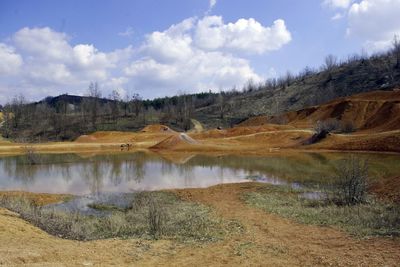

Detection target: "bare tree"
[217, 92, 226, 119]
[1, 104, 12, 138]
[393, 35, 400, 69]
[131, 93, 143, 118]
[109, 89, 121, 123]
[324, 54, 338, 71]
[86, 82, 102, 130]
[123, 92, 131, 117]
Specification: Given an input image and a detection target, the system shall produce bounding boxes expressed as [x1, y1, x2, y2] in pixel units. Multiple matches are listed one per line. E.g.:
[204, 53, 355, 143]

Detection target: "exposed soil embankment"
[308, 131, 400, 152]
[240, 90, 400, 132]
[190, 124, 295, 139]
[2, 90, 400, 154]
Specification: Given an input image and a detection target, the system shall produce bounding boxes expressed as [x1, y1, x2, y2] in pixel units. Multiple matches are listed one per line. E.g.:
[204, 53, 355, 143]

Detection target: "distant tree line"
[1, 36, 400, 142]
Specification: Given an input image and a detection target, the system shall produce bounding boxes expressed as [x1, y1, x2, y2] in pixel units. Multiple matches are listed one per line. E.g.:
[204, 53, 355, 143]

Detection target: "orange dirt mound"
[75, 131, 137, 143]
[75, 135, 98, 142]
[239, 89, 400, 132]
[141, 124, 175, 133]
[191, 124, 294, 139]
[150, 133, 198, 150]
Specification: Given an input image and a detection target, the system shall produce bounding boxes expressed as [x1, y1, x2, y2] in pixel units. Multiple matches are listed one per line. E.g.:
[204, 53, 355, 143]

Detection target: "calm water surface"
[0, 151, 399, 195]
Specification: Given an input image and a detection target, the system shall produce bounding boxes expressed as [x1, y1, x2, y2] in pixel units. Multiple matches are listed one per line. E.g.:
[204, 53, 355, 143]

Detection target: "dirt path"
[1, 183, 399, 266]
[172, 183, 400, 266]
[190, 119, 204, 132]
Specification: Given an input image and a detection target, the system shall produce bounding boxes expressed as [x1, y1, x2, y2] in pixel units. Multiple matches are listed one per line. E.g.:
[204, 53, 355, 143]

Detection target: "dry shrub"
[328, 156, 369, 205]
[314, 118, 340, 134]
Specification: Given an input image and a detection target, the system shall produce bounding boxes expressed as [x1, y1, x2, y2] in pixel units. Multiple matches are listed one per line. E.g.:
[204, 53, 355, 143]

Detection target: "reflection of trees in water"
[102, 153, 148, 186]
[81, 160, 104, 195]
[177, 163, 194, 187]
[2, 151, 399, 193]
[60, 164, 72, 182]
[131, 153, 146, 183]
[109, 160, 123, 185]
[160, 161, 173, 177]
[182, 154, 338, 184]
[1, 154, 82, 185]
[1, 155, 51, 184]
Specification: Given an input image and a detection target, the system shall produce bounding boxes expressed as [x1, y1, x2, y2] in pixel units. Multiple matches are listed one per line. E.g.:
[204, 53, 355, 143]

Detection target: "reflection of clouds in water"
[0, 154, 253, 195]
[2, 152, 393, 195]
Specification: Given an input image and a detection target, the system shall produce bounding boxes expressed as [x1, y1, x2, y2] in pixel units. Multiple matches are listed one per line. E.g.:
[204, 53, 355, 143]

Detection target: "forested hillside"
[1, 40, 400, 141]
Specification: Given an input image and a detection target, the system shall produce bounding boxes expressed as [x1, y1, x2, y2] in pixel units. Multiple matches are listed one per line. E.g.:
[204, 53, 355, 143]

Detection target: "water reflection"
[0, 151, 399, 195]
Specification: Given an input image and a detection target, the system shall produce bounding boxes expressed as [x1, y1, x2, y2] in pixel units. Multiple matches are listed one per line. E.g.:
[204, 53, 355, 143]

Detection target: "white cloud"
[0, 43, 23, 75]
[0, 15, 291, 102]
[125, 51, 262, 94]
[123, 16, 290, 94]
[0, 27, 125, 100]
[324, 0, 352, 9]
[209, 0, 217, 9]
[141, 18, 194, 63]
[118, 27, 134, 37]
[331, 12, 344, 20]
[13, 27, 71, 61]
[206, 0, 217, 14]
[347, 0, 400, 51]
[194, 16, 291, 54]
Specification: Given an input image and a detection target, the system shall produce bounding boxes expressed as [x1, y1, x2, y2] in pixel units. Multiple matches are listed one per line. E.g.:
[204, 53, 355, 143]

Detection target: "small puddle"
[245, 174, 302, 189]
[44, 192, 136, 215]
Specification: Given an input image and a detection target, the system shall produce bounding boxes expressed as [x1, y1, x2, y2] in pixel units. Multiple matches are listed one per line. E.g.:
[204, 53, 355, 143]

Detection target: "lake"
[0, 151, 399, 195]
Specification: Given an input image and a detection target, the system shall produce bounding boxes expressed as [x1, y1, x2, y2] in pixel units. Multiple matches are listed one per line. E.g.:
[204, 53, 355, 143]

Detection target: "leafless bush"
[314, 119, 340, 134]
[306, 119, 339, 144]
[328, 156, 369, 205]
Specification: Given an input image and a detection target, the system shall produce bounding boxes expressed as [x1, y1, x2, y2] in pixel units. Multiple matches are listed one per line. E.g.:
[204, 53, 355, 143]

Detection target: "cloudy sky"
[1, 0, 400, 103]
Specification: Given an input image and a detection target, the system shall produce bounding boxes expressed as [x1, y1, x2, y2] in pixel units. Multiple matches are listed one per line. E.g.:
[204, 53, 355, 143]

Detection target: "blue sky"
[0, 0, 399, 102]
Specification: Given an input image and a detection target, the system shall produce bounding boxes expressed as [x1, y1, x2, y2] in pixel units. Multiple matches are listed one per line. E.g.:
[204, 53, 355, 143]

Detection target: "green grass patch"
[244, 184, 400, 237]
[0, 191, 233, 242]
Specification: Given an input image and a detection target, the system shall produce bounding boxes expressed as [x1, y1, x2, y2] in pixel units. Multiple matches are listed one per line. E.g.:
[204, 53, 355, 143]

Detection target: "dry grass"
[245, 184, 400, 237]
[0, 192, 227, 242]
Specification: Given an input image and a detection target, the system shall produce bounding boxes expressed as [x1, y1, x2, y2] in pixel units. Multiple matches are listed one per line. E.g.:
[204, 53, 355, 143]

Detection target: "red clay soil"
[75, 131, 137, 143]
[309, 131, 400, 153]
[141, 124, 175, 133]
[370, 176, 400, 203]
[239, 89, 400, 132]
[150, 133, 199, 150]
[191, 124, 295, 140]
